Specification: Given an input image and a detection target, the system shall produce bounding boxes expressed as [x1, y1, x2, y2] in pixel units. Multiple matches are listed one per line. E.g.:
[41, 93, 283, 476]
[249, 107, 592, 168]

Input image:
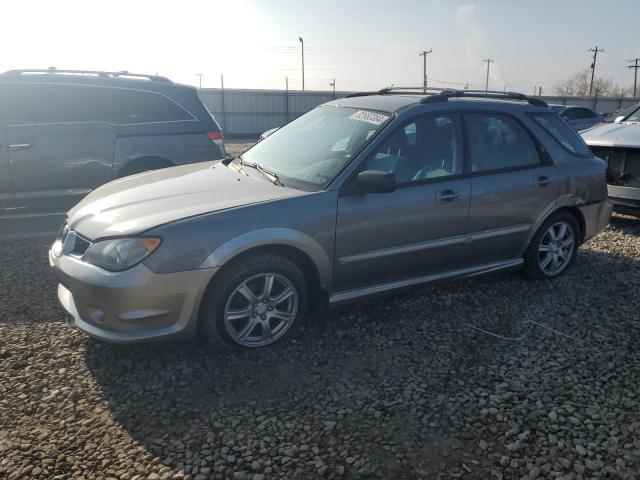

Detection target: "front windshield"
[237, 106, 391, 191]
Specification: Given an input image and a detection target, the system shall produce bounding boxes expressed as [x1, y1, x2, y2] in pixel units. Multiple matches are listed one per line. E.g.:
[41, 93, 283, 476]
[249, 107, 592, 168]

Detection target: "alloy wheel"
[538, 221, 576, 276]
[223, 273, 298, 347]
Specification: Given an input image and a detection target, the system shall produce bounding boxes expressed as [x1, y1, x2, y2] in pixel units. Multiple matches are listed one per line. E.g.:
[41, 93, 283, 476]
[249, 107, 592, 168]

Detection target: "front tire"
[200, 254, 307, 348]
[523, 211, 580, 280]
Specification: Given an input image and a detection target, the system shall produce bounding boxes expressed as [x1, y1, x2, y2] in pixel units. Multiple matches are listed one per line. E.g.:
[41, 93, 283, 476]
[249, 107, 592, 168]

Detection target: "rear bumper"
[579, 199, 613, 243]
[50, 249, 217, 343]
[608, 185, 640, 213]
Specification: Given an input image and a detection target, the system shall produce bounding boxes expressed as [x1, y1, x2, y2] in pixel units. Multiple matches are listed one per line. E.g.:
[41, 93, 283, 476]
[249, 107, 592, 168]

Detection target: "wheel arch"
[199, 229, 333, 314]
[555, 206, 586, 244]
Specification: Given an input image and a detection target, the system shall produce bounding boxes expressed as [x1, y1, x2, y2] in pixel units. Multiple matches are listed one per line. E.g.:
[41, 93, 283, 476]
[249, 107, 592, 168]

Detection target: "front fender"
[200, 228, 333, 290]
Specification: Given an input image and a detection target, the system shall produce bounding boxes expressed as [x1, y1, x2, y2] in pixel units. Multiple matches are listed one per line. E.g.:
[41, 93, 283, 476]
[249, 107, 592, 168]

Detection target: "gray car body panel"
[67, 161, 305, 239]
[51, 94, 611, 343]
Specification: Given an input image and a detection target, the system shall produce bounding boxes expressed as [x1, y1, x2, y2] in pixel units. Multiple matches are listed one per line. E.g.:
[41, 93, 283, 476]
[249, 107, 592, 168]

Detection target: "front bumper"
[578, 198, 613, 243]
[50, 249, 217, 343]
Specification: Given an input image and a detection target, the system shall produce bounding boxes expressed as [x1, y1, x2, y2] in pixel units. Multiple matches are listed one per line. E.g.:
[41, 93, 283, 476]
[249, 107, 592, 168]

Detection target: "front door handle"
[534, 175, 551, 187]
[436, 189, 463, 203]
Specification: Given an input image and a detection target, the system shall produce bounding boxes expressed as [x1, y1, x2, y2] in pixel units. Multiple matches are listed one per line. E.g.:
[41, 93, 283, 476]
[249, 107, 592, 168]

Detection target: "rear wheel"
[200, 254, 307, 348]
[523, 211, 579, 280]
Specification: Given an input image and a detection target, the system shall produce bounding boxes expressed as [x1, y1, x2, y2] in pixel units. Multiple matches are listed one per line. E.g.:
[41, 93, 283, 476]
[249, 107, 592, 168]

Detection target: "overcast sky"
[1, 0, 638, 94]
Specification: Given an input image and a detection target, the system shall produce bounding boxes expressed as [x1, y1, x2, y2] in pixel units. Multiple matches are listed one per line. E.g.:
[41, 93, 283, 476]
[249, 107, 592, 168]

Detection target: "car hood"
[67, 161, 305, 239]
[581, 122, 640, 148]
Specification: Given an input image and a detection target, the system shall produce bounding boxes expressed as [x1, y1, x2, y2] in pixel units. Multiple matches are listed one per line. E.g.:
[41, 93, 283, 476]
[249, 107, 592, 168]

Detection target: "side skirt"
[328, 258, 523, 306]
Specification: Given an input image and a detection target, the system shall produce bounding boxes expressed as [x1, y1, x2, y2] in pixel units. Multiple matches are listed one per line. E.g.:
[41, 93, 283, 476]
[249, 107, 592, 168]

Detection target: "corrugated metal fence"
[198, 88, 639, 138]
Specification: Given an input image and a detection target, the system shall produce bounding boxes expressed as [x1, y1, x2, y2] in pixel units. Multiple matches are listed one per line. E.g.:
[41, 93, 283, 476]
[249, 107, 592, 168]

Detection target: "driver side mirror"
[357, 169, 397, 193]
[614, 115, 625, 123]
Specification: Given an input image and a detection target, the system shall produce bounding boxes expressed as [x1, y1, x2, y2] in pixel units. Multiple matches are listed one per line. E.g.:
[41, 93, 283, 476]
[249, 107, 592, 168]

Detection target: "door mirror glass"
[357, 170, 396, 193]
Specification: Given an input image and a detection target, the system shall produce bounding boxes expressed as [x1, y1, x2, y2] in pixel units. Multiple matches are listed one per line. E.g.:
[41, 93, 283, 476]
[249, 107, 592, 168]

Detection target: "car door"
[4, 83, 116, 214]
[0, 124, 16, 215]
[334, 113, 471, 292]
[463, 112, 558, 265]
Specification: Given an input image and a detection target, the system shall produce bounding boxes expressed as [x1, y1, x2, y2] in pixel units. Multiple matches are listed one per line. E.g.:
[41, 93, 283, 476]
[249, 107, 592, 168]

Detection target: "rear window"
[1, 83, 193, 125]
[530, 112, 592, 157]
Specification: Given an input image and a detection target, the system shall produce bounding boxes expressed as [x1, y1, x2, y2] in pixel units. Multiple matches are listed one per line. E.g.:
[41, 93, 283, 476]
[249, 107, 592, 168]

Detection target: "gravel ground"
[1, 147, 640, 479]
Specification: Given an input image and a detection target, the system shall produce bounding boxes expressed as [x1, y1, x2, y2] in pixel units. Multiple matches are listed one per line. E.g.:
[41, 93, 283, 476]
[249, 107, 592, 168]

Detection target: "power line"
[419, 49, 433, 93]
[629, 58, 640, 98]
[588, 46, 604, 96]
[482, 58, 494, 92]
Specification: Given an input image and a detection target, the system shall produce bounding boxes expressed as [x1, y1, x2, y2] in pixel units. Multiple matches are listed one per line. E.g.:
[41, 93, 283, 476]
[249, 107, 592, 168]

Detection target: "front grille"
[591, 146, 640, 188]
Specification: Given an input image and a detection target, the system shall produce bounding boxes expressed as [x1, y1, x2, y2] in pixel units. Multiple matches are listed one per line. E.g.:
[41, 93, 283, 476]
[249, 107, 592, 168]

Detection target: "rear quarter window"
[530, 112, 592, 157]
[104, 88, 194, 124]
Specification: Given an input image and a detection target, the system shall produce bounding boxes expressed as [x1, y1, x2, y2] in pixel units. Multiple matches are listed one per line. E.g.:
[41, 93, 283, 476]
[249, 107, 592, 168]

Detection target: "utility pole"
[298, 37, 305, 91]
[538, 86, 542, 97]
[419, 49, 433, 92]
[482, 58, 494, 92]
[588, 46, 604, 96]
[329, 78, 335, 99]
[220, 74, 226, 135]
[196, 73, 203, 89]
[629, 58, 640, 98]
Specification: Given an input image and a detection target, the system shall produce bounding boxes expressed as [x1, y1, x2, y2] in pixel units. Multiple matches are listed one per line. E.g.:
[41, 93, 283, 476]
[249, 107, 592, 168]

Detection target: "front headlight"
[83, 237, 162, 272]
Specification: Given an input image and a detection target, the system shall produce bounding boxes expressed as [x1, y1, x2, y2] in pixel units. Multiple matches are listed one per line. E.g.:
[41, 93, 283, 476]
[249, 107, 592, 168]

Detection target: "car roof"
[0, 69, 193, 93]
[325, 93, 549, 114]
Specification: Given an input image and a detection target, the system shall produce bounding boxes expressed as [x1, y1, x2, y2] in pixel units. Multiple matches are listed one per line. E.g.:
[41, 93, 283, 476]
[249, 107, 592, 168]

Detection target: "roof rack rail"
[345, 86, 458, 98]
[344, 86, 547, 107]
[421, 89, 547, 107]
[1, 68, 173, 83]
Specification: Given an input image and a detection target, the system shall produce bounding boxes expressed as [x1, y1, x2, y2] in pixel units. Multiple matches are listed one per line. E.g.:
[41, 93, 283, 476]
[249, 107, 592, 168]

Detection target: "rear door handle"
[8, 142, 34, 150]
[436, 189, 463, 203]
[534, 175, 551, 187]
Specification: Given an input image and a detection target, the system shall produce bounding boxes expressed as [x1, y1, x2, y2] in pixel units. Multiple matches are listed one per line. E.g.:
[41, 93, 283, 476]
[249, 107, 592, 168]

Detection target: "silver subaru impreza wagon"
[50, 88, 612, 348]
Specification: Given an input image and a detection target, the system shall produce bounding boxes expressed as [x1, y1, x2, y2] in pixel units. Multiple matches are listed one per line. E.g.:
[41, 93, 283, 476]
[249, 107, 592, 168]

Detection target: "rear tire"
[523, 211, 580, 280]
[200, 254, 308, 348]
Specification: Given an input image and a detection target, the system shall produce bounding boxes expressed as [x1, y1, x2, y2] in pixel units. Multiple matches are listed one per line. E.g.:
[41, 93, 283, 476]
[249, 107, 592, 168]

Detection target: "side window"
[365, 114, 463, 184]
[530, 112, 592, 157]
[465, 113, 540, 172]
[105, 89, 193, 124]
[2, 83, 192, 125]
[3, 84, 99, 124]
[561, 108, 579, 120]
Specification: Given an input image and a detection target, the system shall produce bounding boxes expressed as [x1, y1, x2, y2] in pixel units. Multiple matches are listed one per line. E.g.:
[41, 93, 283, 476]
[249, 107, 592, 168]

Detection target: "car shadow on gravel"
[83, 237, 640, 478]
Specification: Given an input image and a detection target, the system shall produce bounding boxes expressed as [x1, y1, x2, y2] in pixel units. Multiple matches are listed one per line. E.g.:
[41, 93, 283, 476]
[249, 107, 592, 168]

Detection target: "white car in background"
[582, 104, 640, 216]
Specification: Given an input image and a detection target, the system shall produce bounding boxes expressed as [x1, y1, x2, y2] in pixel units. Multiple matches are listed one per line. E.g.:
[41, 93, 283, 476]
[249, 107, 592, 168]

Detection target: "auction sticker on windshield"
[350, 110, 389, 125]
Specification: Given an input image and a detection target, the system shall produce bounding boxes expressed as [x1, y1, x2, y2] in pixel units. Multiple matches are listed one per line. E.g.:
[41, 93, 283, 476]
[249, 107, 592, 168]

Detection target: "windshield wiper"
[240, 159, 283, 186]
[228, 156, 248, 176]
[255, 163, 283, 186]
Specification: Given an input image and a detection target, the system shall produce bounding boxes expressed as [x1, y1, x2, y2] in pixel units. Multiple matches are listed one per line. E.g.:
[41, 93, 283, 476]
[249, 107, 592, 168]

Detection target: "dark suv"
[0, 69, 225, 216]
